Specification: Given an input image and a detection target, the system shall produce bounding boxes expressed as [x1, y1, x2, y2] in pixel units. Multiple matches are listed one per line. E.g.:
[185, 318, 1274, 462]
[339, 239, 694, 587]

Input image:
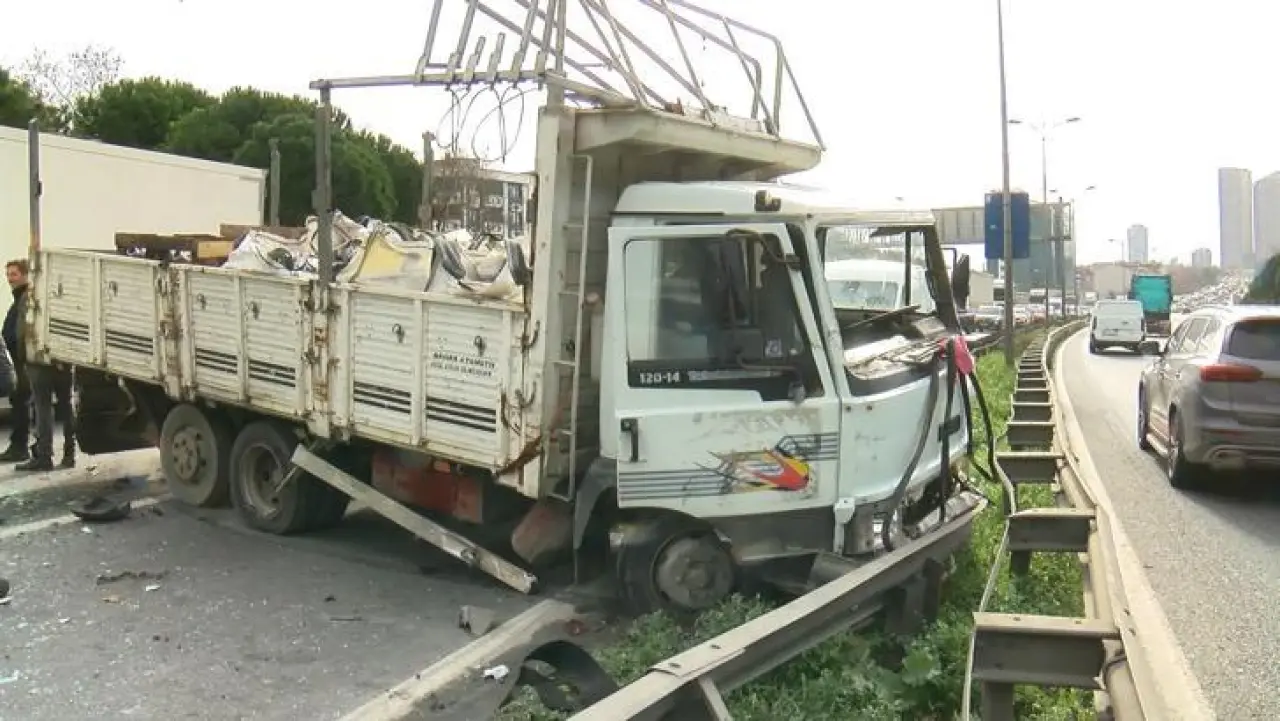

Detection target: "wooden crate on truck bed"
[114, 224, 306, 265]
[115, 232, 234, 265]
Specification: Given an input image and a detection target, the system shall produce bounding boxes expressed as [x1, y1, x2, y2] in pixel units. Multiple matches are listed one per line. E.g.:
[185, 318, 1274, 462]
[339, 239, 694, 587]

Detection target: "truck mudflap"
[414, 490, 986, 721]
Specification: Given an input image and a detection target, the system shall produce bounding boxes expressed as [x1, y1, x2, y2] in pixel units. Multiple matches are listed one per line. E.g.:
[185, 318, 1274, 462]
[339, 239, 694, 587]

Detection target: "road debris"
[95, 569, 168, 585]
[458, 605, 498, 637]
[69, 495, 133, 523]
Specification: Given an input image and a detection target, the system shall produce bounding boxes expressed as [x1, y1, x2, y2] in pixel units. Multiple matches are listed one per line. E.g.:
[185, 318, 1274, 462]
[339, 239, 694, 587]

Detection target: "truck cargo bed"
[30, 249, 529, 474]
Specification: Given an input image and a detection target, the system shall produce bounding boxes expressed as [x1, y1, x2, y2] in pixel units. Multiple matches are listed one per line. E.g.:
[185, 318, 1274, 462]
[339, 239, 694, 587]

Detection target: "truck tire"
[229, 421, 345, 535]
[615, 515, 736, 615]
[159, 404, 234, 508]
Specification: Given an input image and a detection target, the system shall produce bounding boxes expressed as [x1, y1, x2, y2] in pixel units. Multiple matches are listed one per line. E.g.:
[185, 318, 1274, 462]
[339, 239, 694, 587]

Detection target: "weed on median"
[501, 334, 1091, 720]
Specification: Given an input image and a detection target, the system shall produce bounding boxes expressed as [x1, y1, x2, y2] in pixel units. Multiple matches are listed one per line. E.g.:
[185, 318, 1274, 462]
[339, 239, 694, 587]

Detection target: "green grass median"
[502, 331, 1091, 720]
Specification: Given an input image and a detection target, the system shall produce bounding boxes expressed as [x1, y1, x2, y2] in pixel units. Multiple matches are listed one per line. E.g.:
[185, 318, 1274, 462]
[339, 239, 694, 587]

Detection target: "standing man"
[2, 259, 74, 471]
[2, 260, 31, 463]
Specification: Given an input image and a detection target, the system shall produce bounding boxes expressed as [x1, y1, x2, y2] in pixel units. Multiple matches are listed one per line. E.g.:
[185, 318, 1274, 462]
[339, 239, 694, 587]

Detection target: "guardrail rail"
[962, 321, 1150, 721]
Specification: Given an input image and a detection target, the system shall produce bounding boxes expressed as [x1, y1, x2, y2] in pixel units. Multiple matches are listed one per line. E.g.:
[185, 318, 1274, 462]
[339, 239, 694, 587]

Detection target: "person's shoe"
[15, 457, 54, 473]
[59, 452, 76, 469]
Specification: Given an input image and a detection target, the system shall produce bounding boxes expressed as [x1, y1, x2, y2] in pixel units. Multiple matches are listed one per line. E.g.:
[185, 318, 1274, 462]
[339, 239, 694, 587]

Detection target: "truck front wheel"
[615, 515, 736, 615]
[229, 421, 345, 535]
[160, 404, 234, 508]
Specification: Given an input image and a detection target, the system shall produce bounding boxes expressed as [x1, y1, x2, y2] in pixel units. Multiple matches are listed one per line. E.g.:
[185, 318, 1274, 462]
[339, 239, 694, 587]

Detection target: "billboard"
[984, 191, 1031, 260]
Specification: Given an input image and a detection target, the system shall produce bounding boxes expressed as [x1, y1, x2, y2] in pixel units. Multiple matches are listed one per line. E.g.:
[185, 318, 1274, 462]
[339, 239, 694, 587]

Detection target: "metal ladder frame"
[552, 153, 594, 501]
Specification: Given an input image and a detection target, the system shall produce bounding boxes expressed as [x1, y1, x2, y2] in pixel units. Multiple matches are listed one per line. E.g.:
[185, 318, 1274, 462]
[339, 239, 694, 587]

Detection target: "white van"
[825, 258, 935, 313]
[1089, 299, 1146, 353]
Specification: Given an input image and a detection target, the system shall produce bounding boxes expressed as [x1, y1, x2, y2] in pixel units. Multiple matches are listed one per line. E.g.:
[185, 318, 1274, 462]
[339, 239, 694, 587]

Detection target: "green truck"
[1128, 273, 1173, 335]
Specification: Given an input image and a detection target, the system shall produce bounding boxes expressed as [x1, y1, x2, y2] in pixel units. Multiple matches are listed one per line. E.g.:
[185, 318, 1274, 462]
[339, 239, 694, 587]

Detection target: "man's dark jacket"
[3, 284, 26, 368]
[0, 285, 24, 397]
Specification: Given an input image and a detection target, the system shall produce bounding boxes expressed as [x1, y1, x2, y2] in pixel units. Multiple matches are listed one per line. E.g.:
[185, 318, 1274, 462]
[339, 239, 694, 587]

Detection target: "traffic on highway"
[1066, 288, 1280, 719]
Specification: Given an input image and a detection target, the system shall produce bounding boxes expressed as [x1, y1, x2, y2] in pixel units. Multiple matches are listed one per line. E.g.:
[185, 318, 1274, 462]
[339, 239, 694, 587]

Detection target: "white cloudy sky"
[5, 0, 1278, 264]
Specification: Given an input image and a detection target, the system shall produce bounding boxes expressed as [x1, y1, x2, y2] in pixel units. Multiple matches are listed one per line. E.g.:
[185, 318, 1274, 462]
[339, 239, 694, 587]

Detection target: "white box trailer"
[1, 124, 265, 414]
[26, 0, 985, 614]
[0, 125, 266, 313]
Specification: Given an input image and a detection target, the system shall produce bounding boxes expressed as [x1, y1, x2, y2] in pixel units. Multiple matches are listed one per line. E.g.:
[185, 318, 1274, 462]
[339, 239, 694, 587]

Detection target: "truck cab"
[569, 183, 972, 607]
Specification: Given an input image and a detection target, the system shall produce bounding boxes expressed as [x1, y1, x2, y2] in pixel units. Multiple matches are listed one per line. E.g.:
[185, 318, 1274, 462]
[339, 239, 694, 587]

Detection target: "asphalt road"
[0, 448, 534, 721]
[1060, 328, 1280, 720]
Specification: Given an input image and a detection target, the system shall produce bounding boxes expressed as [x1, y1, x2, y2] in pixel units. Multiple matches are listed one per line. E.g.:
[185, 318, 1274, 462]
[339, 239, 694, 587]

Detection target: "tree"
[166, 87, 352, 163]
[0, 68, 61, 130]
[353, 130, 423, 224]
[71, 77, 213, 149]
[17, 45, 122, 128]
[232, 113, 395, 225]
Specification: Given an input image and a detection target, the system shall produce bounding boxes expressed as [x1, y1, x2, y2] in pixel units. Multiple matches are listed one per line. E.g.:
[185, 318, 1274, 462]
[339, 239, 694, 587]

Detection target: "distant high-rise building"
[1253, 171, 1280, 263]
[1191, 247, 1213, 268]
[1126, 224, 1149, 263]
[1219, 167, 1254, 269]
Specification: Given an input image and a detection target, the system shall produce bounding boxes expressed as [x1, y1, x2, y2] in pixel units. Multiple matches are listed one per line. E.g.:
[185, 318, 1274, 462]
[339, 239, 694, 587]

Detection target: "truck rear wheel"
[159, 404, 233, 508]
[229, 421, 347, 535]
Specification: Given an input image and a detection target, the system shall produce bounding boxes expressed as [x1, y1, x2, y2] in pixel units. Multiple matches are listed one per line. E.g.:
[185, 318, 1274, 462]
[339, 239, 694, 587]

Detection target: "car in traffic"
[1089, 299, 1146, 353]
[972, 304, 1004, 331]
[1136, 305, 1280, 487]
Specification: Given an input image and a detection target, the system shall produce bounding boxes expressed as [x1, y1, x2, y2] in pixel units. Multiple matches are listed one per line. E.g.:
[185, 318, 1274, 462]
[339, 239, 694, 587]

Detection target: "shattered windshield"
[827, 279, 900, 310]
[819, 225, 936, 313]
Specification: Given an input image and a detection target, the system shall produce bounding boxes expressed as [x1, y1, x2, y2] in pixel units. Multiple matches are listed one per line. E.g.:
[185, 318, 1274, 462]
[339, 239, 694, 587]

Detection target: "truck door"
[605, 223, 841, 518]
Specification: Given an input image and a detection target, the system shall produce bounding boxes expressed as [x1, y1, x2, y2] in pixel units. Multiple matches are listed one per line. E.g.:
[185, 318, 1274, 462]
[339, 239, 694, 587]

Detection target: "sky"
[5, 0, 1280, 265]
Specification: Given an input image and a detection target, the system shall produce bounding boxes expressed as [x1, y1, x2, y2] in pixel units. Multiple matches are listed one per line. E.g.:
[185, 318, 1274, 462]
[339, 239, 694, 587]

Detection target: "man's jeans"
[27, 364, 73, 461]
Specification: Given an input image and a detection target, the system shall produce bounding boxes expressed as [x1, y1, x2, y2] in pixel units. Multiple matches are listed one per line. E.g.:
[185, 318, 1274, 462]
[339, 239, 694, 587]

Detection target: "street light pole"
[1050, 184, 1096, 319]
[1010, 116, 1080, 326]
[997, 0, 1015, 366]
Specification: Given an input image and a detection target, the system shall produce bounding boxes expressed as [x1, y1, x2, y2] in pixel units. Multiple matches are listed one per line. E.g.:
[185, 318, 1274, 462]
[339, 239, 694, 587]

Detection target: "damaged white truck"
[24, 0, 986, 613]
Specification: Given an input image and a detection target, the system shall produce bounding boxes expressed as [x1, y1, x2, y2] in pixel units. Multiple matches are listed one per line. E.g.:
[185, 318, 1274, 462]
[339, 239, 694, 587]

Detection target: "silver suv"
[1137, 305, 1280, 488]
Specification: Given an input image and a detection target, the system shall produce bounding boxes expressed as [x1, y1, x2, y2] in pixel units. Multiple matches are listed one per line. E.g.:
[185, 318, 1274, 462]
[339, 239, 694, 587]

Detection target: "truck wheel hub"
[170, 428, 205, 482]
[654, 536, 733, 611]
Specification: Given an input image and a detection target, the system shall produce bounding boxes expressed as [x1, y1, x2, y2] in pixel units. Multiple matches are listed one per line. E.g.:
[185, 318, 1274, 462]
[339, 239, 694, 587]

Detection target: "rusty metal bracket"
[1013, 388, 1050, 404]
[1011, 401, 1053, 422]
[994, 451, 1063, 485]
[1006, 421, 1054, 450]
[1007, 507, 1095, 575]
[973, 612, 1118, 721]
